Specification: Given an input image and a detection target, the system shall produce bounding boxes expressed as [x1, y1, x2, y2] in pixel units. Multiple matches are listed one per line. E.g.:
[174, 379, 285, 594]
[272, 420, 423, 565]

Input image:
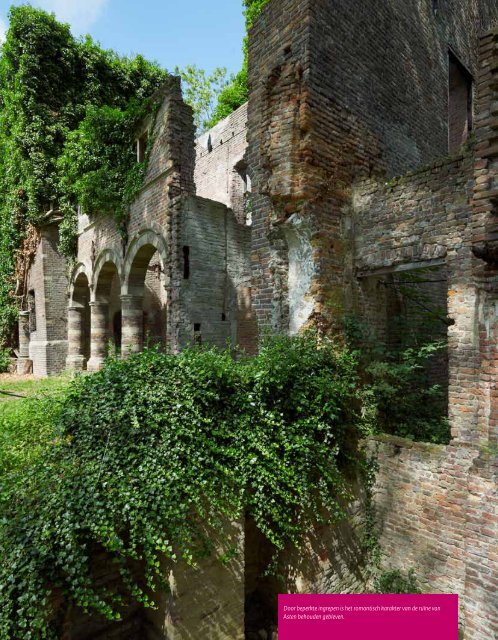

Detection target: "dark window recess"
[221, 313, 227, 321]
[448, 52, 473, 153]
[432, 0, 438, 16]
[137, 131, 148, 163]
[183, 246, 190, 279]
[207, 135, 213, 153]
[113, 311, 122, 350]
[194, 323, 202, 345]
[28, 290, 36, 333]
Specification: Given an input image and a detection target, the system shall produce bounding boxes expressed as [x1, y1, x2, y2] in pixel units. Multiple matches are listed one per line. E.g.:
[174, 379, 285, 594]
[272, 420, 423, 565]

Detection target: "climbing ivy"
[58, 99, 155, 243]
[0, 335, 364, 638]
[0, 5, 168, 353]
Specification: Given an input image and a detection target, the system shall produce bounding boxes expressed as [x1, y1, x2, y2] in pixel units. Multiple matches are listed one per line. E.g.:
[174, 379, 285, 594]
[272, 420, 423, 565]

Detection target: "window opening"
[137, 131, 149, 163]
[28, 290, 36, 333]
[448, 51, 473, 153]
[183, 246, 190, 280]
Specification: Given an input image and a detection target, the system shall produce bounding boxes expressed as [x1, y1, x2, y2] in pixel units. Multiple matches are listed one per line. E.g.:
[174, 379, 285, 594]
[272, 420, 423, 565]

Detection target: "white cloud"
[0, 18, 6, 45]
[35, 0, 109, 34]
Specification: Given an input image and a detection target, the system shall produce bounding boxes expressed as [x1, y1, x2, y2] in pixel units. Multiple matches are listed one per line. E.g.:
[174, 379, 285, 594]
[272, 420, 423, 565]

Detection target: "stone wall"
[352, 154, 476, 439]
[178, 195, 255, 351]
[67, 76, 254, 370]
[63, 521, 245, 640]
[27, 220, 68, 376]
[350, 28, 498, 640]
[145, 521, 244, 640]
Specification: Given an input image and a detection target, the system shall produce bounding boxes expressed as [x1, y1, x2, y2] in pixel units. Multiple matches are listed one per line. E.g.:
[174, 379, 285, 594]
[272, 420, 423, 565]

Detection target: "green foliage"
[345, 273, 452, 446]
[362, 342, 450, 444]
[0, 335, 362, 637]
[206, 68, 248, 129]
[208, 0, 269, 127]
[0, 377, 69, 491]
[0, 351, 11, 375]
[0, 5, 168, 348]
[175, 65, 229, 131]
[375, 568, 421, 594]
[58, 100, 151, 229]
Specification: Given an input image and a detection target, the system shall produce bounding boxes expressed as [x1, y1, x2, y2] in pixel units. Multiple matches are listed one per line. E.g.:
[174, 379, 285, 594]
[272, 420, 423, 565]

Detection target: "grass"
[0, 374, 71, 484]
[0, 374, 70, 403]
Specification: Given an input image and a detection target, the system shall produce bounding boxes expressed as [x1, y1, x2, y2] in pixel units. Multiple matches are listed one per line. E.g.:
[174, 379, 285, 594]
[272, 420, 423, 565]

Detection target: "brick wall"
[179, 196, 254, 351]
[371, 436, 497, 640]
[247, 0, 498, 335]
[69, 77, 254, 365]
[195, 103, 249, 224]
[27, 220, 69, 376]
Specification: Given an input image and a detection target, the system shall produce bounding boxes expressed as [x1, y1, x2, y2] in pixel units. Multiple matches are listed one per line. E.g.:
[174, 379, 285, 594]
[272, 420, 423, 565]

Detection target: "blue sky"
[0, 0, 245, 75]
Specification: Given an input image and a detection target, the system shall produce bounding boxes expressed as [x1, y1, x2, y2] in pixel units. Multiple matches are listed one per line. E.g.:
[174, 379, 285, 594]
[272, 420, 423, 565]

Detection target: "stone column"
[87, 302, 108, 372]
[17, 311, 32, 375]
[121, 295, 143, 357]
[66, 306, 87, 371]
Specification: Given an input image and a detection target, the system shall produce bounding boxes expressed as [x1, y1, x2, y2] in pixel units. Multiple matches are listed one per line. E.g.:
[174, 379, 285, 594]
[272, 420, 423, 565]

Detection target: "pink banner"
[278, 594, 458, 639]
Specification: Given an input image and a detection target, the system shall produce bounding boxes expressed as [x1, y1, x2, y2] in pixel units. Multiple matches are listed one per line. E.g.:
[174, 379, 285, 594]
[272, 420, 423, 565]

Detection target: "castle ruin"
[16, 1, 498, 638]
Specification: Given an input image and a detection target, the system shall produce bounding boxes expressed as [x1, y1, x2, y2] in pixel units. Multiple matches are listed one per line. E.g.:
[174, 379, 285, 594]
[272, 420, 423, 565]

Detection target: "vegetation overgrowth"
[204, 0, 270, 128]
[0, 335, 361, 637]
[0, 332, 449, 637]
[0, 5, 168, 359]
[0, 1, 268, 363]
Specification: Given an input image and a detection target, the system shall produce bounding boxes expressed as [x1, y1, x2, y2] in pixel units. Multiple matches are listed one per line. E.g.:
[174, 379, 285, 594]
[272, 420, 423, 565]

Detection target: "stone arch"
[88, 250, 123, 371]
[122, 229, 169, 354]
[123, 229, 169, 295]
[67, 265, 91, 371]
[69, 263, 91, 306]
[92, 249, 124, 302]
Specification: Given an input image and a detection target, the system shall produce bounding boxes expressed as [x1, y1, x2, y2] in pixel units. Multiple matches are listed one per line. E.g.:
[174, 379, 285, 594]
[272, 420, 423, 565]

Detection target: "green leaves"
[0, 335, 363, 637]
[0, 5, 168, 348]
[175, 64, 229, 131]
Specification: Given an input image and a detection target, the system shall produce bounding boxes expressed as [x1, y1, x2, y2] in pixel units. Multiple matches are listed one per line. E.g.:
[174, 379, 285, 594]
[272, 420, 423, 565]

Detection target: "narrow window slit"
[183, 246, 190, 280]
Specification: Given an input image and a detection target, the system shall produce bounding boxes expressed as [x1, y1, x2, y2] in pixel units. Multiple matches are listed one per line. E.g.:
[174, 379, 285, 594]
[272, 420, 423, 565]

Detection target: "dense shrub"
[345, 316, 451, 445]
[0, 379, 69, 492]
[363, 342, 450, 444]
[0, 351, 11, 374]
[0, 335, 362, 638]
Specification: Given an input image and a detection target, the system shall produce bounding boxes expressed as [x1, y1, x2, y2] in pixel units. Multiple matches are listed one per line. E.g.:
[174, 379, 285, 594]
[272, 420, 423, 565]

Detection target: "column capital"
[120, 294, 143, 304]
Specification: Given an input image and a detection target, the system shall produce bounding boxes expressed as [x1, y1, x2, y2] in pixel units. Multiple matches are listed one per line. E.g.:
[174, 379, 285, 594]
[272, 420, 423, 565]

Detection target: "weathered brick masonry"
[245, 2, 498, 639]
[352, 28, 498, 640]
[17, 1, 498, 638]
[248, 0, 498, 334]
[62, 78, 254, 375]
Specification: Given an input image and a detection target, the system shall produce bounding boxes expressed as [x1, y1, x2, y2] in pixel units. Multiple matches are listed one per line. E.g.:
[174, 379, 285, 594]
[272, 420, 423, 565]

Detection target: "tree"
[175, 64, 229, 131]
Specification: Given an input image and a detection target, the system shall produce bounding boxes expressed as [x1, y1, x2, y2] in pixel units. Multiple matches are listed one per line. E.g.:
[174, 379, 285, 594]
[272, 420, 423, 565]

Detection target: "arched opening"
[123, 245, 168, 355]
[88, 261, 121, 371]
[67, 272, 91, 371]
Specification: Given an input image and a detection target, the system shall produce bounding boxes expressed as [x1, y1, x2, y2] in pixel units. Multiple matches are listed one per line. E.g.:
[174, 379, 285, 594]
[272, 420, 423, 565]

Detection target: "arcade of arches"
[67, 242, 168, 372]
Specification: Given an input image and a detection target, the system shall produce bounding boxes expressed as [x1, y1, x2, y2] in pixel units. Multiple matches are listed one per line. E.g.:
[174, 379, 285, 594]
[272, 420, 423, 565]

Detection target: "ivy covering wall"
[0, 6, 168, 353]
[0, 336, 364, 638]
